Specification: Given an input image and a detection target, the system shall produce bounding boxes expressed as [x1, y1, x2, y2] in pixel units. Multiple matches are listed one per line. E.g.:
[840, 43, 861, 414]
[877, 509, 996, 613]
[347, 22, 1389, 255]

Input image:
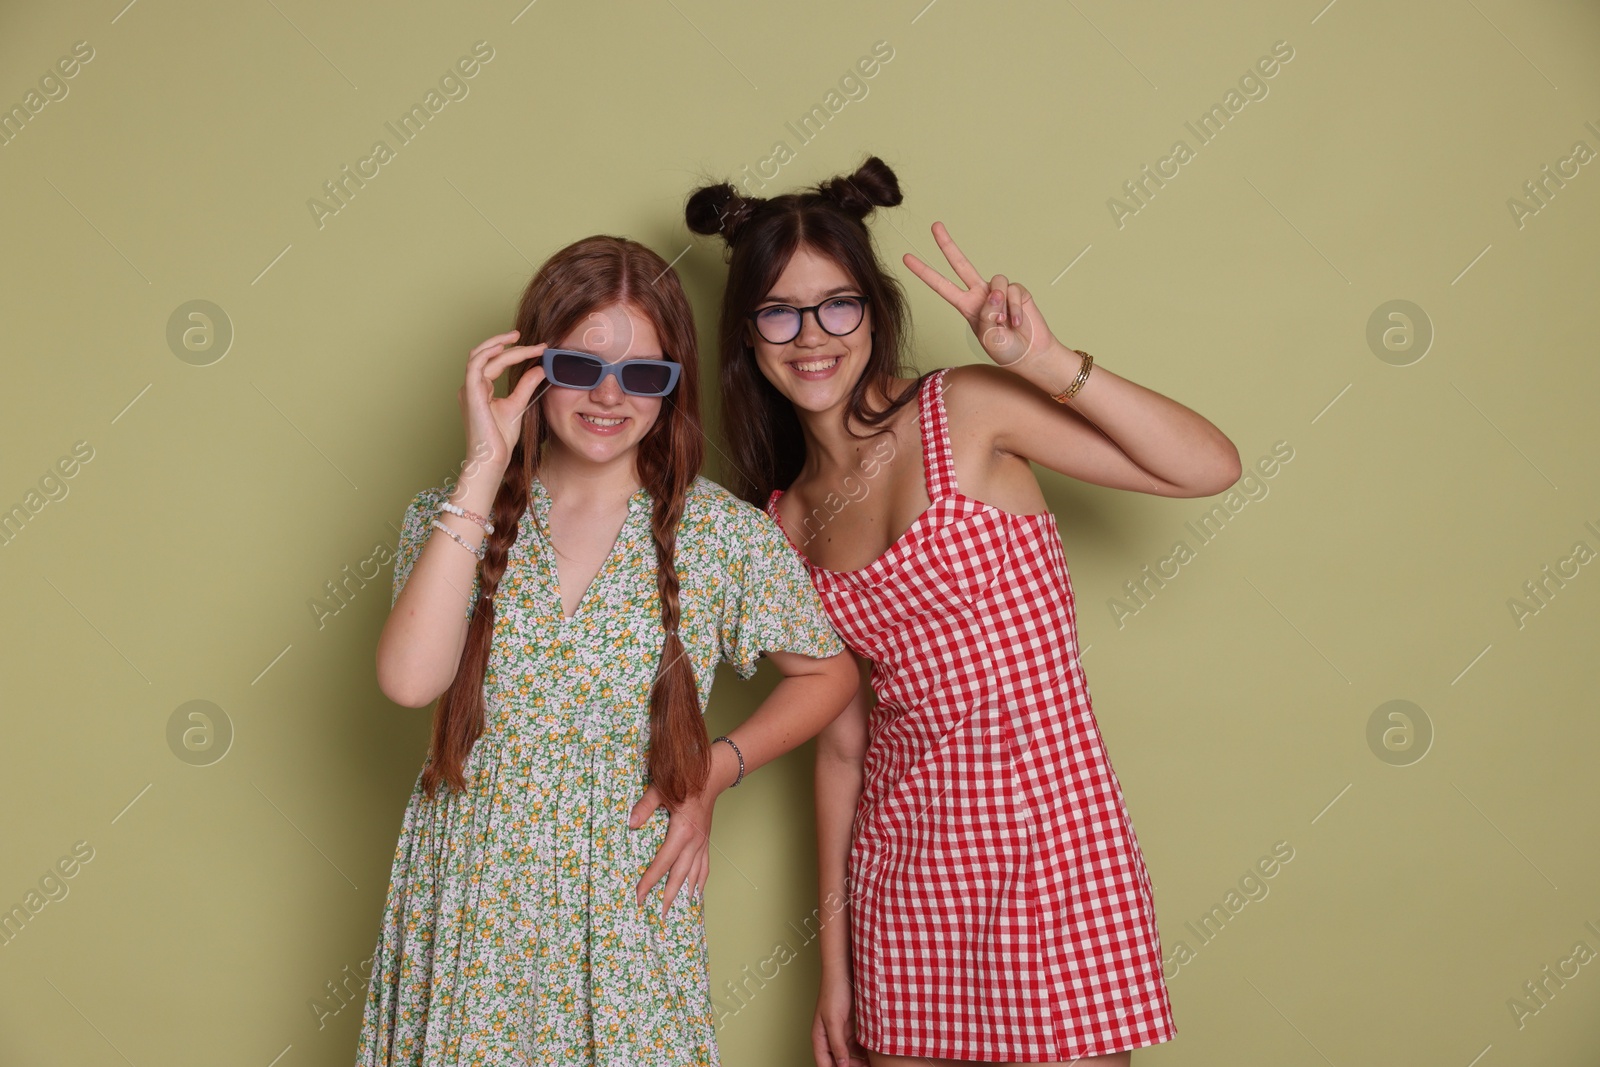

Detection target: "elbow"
[375, 617, 454, 708]
[1178, 440, 1243, 498]
[816, 670, 870, 764]
[1204, 447, 1244, 496]
[375, 650, 444, 709]
[818, 733, 867, 768]
[826, 652, 862, 705]
[377, 672, 429, 709]
[384, 683, 439, 710]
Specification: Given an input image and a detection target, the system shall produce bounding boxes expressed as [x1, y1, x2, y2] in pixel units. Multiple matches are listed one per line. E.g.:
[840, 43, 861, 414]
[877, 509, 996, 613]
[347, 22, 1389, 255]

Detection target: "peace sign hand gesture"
[903, 222, 1060, 370]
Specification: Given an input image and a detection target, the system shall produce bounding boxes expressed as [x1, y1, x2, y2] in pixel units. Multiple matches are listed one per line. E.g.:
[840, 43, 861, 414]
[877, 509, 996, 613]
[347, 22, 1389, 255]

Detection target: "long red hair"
[421, 235, 708, 805]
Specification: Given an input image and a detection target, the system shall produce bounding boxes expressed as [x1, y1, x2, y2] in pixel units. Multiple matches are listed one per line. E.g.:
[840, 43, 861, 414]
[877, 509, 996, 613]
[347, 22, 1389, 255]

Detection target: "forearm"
[813, 661, 870, 980]
[815, 744, 863, 980]
[716, 653, 857, 788]
[375, 465, 502, 707]
[1011, 340, 1240, 491]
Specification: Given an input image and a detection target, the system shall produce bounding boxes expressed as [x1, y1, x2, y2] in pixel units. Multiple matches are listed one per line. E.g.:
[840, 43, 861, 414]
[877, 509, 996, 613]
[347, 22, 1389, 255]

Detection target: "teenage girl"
[356, 234, 856, 1066]
[685, 160, 1241, 1067]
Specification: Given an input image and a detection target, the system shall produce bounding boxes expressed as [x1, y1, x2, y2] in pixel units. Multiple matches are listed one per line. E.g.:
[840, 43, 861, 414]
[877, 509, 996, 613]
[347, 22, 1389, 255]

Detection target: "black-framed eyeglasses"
[747, 294, 871, 345]
[540, 348, 682, 397]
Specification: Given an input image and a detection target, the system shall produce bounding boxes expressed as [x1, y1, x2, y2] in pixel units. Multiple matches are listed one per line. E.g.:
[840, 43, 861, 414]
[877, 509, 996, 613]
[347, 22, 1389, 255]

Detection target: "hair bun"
[685, 182, 758, 245]
[816, 156, 903, 219]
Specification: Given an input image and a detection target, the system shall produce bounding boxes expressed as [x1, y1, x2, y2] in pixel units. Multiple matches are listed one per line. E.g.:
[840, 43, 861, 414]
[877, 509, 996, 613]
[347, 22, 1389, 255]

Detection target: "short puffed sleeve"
[720, 508, 846, 679]
[391, 487, 481, 618]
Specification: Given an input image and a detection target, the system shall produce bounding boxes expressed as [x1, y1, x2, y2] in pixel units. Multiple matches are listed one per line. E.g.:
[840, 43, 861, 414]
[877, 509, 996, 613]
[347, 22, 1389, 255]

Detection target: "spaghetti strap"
[919, 367, 957, 500]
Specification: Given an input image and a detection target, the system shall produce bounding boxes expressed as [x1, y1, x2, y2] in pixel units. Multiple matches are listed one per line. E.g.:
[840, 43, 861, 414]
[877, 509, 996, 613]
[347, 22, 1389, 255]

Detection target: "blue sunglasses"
[540, 348, 682, 397]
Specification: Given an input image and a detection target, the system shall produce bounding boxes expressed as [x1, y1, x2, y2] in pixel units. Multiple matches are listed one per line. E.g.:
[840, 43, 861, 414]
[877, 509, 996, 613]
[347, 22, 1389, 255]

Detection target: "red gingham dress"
[766, 367, 1176, 1062]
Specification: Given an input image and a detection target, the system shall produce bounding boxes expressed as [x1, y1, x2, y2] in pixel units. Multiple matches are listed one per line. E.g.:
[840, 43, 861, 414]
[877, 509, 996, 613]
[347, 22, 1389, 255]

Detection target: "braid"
[645, 490, 708, 806]
[422, 232, 705, 802]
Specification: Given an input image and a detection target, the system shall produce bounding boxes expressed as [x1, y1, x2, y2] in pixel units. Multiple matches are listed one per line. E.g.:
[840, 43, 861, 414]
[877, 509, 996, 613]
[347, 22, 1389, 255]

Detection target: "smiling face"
[540, 302, 668, 469]
[745, 243, 874, 415]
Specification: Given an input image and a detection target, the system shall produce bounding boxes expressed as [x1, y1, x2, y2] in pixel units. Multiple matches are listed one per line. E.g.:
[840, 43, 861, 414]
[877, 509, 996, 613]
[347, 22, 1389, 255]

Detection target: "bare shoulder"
[940, 361, 1038, 408]
[939, 363, 1045, 452]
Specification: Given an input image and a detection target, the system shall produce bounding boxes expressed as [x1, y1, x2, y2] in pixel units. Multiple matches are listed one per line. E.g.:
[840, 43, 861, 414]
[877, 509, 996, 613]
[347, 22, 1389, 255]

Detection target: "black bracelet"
[712, 735, 745, 788]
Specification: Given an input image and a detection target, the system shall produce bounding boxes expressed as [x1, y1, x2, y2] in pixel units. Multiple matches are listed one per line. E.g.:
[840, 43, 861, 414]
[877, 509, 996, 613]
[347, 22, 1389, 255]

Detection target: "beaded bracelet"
[429, 517, 486, 560]
[437, 500, 494, 534]
[712, 735, 745, 788]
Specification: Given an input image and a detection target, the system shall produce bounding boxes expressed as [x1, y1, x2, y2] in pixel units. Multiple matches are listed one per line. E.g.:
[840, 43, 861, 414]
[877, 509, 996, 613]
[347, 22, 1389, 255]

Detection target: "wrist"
[1028, 338, 1081, 385]
[820, 952, 853, 983]
[707, 737, 741, 795]
[1026, 340, 1090, 400]
[449, 465, 504, 513]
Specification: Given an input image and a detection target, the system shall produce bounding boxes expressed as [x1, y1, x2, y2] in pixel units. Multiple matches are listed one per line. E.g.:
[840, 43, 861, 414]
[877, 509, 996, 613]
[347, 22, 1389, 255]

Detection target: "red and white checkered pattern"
[768, 367, 1176, 1062]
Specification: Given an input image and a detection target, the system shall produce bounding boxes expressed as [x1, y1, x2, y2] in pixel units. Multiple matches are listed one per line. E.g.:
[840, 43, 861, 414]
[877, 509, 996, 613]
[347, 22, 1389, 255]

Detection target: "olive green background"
[3, 0, 1598, 1064]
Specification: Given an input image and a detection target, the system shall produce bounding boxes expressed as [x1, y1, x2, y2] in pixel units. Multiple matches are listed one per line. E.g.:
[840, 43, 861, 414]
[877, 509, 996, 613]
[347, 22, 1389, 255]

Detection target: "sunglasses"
[747, 294, 870, 345]
[539, 348, 682, 398]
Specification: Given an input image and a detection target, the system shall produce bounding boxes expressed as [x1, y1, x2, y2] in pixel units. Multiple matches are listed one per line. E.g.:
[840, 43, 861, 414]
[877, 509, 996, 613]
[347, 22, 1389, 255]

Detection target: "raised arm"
[375, 470, 496, 707]
[375, 330, 547, 707]
[904, 221, 1241, 499]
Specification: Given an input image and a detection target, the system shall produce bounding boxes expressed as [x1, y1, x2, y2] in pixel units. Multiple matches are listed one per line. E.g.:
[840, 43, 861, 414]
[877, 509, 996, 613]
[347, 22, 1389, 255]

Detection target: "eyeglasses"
[540, 348, 682, 397]
[747, 295, 870, 345]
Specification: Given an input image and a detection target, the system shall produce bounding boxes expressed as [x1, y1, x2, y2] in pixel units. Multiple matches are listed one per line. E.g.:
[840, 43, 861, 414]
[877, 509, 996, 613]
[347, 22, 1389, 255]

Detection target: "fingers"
[983, 274, 1010, 342]
[693, 851, 709, 902]
[636, 847, 709, 914]
[635, 842, 670, 905]
[628, 785, 663, 830]
[1006, 281, 1028, 329]
[635, 835, 711, 915]
[468, 330, 521, 361]
[630, 786, 669, 904]
[811, 1014, 833, 1067]
[660, 837, 713, 916]
[812, 1006, 852, 1067]
[829, 1026, 851, 1067]
[851, 1025, 870, 1060]
[660, 849, 691, 916]
[979, 273, 1004, 327]
[469, 333, 545, 386]
[931, 220, 986, 290]
[503, 362, 546, 418]
[464, 333, 516, 394]
[482, 341, 546, 382]
[900, 251, 971, 311]
[465, 335, 530, 404]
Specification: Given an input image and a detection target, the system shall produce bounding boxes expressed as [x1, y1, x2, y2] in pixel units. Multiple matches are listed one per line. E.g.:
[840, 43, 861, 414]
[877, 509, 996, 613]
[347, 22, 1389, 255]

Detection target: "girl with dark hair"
[356, 234, 857, 1066]
[685, 160, 1240, 1067]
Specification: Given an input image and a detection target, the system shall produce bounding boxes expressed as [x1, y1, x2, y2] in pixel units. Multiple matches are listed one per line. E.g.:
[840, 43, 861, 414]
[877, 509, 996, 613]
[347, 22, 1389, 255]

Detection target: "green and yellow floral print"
[355, 474, 845, 1066]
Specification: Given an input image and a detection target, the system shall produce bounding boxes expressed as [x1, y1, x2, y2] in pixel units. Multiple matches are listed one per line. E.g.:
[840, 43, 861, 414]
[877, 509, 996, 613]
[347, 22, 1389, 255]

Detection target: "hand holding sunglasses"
[461, 332, 553, 482]
[540, 348, 682, 398]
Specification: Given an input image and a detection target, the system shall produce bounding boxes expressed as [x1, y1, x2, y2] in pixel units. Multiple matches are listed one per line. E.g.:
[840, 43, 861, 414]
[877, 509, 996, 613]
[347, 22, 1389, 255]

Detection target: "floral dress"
[354, 473, 845, 1067]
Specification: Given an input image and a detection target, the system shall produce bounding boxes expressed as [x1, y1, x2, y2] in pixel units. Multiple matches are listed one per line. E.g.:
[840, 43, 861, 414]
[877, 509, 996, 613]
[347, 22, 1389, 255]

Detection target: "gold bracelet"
[1051, 348, 1094, 403]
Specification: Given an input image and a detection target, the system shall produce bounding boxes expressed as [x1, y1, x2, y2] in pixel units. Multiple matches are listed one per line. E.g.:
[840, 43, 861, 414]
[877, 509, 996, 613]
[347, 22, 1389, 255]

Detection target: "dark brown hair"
[684, 156, 924, 506]
[423, 235, 709, 806]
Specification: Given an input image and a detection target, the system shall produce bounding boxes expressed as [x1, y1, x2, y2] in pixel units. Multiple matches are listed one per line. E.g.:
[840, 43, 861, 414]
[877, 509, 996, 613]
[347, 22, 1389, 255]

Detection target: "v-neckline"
[528, 476, 652, 621]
